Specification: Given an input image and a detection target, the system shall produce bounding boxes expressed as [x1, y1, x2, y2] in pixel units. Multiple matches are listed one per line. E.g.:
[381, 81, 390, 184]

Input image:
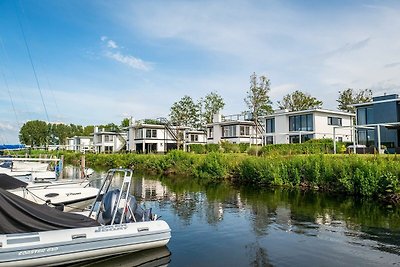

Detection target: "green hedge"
[11, 150, 400, 199]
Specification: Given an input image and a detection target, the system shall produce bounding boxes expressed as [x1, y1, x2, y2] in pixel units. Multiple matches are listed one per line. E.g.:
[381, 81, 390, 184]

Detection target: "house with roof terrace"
[93, 127, 127, 153]
[206, 113, 263, 145]
[66, 136, 93, 153]
[259, 108, 355, 144]
[126, 118, 206, 153]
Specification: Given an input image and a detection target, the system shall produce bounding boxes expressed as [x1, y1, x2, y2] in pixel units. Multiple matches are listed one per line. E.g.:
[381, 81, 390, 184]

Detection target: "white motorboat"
[0, 157, 61, 180]
[0, 169, 171, 266]
[0, 173, 100, 212]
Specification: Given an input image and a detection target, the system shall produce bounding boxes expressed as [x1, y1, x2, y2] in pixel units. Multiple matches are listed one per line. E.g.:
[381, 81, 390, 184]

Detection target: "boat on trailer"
[0, 169, 171, 266]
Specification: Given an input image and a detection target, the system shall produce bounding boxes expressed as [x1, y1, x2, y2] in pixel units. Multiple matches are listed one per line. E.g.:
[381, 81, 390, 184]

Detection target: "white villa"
[127, 121, 206, 153]
[66, 136, 93, 153]
[260, 108, 355, 144]
[93, 127, 127, 153]
[206, 113, 262, 145]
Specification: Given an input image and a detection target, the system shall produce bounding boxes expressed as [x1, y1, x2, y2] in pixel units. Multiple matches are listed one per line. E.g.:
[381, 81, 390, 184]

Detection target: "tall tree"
[121, 118, 130, 128]
[244, 73, 273, 144]
[169, 95, 200, 128]
[277, 90, 323, 111]
[203, 91, 225, 124]
[337, 88, 372, 113]
[19, 120, 49, 147]
[49, 123, 71, 145]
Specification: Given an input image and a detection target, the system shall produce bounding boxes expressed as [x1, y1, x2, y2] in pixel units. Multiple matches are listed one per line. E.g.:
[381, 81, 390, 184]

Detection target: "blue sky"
[1, 0, 400, 143]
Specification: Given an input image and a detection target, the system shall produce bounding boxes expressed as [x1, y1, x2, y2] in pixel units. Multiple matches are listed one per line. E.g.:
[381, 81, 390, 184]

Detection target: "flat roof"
[260, 108, 355, 118]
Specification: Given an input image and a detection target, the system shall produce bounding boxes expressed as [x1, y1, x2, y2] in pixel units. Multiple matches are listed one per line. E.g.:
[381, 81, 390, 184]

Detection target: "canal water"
[65, 167, 400, 267]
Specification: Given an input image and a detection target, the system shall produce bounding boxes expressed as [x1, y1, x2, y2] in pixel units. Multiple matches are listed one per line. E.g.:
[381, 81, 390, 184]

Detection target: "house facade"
[93, 127, 127, 153]
[206, 113, 262, 145]
[260, 109, 355, 144]
[354, 94, 400, 153]
[127, 123, 206, 153]
[66, 136, 93, 153]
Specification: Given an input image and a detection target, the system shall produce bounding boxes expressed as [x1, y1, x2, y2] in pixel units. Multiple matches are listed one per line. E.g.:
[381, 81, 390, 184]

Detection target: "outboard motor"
[100, 189, 121, 225]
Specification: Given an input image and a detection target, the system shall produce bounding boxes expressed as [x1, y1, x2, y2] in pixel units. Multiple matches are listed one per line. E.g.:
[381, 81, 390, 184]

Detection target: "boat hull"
[0, 220, 171, 266]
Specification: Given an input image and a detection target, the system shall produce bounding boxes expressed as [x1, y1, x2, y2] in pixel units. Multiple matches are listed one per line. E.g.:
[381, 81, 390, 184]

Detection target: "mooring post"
[60, 155, 64, 179]
[81, 155, 86, 178]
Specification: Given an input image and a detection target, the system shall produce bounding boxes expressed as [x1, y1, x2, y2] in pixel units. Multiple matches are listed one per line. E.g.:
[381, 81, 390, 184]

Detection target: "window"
[145, 129, 157, 138]
[104, 135, 114, 142]
[265, 136, 274, 144]
[135, 129, 143, 139]
[222, 125, 236, 137]
[208, 128, 213, 138]
[289, 134, 313, 143]
[190, 134, 198, 142]
[266, 118, 275, 133]
[357, 107, 373, 125]
[289, 114, 313, 131]
[358, 129, 375, 146]
[104, 146, 113, 153]
[240, 126, 250, 136]
[328, 117, 342, 126]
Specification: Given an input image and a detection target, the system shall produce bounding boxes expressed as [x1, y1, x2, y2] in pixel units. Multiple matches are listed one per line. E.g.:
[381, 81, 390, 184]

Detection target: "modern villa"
[353, 94, 400, 153]
[92, 127, 127, 153]
[259, 109, 355, 144]
[66, 136, 93, 153]
[126, 121, 206, 153]
[206, 113, 262, 145]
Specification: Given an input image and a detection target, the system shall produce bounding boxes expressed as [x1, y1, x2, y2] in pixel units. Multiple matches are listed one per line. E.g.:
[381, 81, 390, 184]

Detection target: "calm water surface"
[66, 167, 400, 267]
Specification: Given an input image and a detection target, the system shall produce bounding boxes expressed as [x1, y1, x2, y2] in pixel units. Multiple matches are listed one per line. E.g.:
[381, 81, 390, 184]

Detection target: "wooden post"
[81, 155, 86, 178]
[60, 155, 64, 179]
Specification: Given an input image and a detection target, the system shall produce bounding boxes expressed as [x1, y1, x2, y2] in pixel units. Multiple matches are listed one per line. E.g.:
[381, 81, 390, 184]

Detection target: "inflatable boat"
[0, 169, 171, 266]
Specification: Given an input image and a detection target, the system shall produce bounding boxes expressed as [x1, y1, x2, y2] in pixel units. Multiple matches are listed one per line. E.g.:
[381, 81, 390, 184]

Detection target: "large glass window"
[222, 125, 236, 137]
[135, 129, 143, 139]
[289, 134, 314, 143]
[266, 118, 275, 133]
[357, 107, 373, 125]
[289, 114, 313, 131]
[358, 129, 375, 146]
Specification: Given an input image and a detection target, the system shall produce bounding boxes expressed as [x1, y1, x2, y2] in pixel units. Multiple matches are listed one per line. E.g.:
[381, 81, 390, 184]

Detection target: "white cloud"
[107, 40, 118, 49]
[0, 122, 15, 131]
[100, 36, 151, 71]
[105, 51, 151, 71]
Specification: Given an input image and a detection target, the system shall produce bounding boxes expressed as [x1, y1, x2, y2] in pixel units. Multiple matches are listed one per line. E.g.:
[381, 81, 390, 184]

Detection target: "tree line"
[19, 72, 372, 146]
[169, 72, 372, 128]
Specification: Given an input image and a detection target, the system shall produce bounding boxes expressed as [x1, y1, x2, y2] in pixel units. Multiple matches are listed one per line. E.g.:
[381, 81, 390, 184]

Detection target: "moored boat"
[0, 173, 99, 212]
[0, 169, 171, 266]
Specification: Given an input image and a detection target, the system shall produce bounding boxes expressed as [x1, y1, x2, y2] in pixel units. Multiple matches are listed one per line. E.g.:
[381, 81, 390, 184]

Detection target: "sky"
[1, 0, 400, 143]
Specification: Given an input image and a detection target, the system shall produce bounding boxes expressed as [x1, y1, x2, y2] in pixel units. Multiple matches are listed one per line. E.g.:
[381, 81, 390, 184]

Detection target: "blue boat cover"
[0, 144, 25, 150]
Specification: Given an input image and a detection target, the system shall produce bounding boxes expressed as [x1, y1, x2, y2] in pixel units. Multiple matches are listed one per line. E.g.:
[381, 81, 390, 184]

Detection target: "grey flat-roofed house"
[354, 94, 400, 153]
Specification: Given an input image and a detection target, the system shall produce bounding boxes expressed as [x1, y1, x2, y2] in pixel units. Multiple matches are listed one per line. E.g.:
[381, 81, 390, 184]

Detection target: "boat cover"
[0, 173, 28, 190]
[0, 187, 99, 234]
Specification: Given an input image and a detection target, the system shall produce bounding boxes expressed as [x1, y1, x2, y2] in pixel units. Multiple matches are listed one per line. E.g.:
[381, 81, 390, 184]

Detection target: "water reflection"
[72, 247, 171, 267]
[66, 167, 400, 266]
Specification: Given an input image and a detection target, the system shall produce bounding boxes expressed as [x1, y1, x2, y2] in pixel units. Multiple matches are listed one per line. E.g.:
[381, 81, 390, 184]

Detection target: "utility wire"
[15, 1, 50, 122]
[0, 38, 20, 127]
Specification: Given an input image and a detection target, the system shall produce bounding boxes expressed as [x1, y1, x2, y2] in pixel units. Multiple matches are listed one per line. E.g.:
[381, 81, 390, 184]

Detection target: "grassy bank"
[11, 150, 400, 202]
